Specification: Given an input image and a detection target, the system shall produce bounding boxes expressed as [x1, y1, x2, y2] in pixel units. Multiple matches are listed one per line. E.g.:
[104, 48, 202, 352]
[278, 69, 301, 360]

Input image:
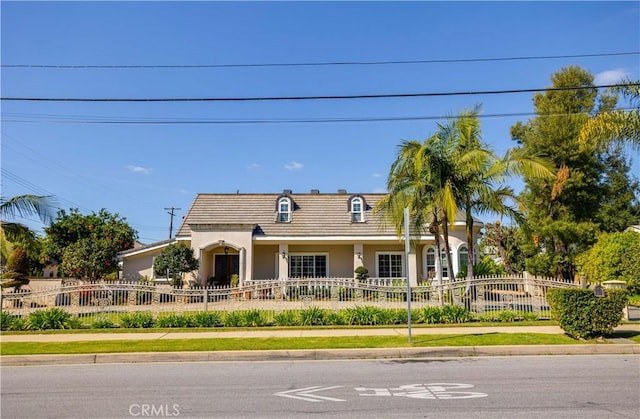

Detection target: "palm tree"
[377, 136, 458, 283]
[379, 108, 555, 282]
[579, 80, 640, 149]
[0, 195, 56, 269]
[449, 111, 555, 278]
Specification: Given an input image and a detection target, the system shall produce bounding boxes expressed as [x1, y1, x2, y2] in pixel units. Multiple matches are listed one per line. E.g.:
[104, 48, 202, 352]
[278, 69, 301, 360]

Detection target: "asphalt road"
[2, 355, 639, 418]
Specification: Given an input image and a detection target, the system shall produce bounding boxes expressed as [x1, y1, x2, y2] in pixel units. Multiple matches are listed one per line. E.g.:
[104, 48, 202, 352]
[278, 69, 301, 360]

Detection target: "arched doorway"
[212, 246, 239, 287]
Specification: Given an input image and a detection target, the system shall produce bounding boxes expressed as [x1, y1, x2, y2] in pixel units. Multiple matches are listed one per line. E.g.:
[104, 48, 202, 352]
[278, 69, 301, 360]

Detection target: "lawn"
[1, 333, 591, 356]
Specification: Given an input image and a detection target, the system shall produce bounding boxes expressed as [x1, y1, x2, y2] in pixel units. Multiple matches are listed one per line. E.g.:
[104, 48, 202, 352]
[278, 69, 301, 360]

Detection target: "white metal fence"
[1, 275, 579, 320]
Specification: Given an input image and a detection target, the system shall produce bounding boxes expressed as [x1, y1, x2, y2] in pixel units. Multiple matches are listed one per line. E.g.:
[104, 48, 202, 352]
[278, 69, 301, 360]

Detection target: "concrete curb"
[2, 344, 639, 366]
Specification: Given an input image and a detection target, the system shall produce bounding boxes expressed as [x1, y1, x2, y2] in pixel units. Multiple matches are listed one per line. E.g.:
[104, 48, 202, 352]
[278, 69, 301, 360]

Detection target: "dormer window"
[349, 196, 365, 222]
[277, 196, 292, 222]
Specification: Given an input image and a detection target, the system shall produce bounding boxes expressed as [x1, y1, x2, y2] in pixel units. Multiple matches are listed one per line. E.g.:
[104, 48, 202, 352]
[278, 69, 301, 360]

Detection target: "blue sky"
[1, 1, 639, 244]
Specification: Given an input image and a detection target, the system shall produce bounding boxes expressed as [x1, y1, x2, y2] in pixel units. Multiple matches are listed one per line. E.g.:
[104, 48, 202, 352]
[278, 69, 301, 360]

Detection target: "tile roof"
[176, 192, 398, 237]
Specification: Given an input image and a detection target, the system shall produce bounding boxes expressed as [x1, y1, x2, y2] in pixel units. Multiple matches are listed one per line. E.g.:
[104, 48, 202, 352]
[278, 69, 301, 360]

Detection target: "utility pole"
[165, 207, 181, 239]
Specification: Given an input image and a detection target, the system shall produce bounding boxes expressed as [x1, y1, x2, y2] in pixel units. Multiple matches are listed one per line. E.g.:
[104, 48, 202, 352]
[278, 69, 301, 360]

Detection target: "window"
[425, 247, 436, 278]
[377, 253, 403, 278]
[458, 245, 469, 274]
[289, 255, 327, 278]
[351, 197, 364, 222]
[277, 197, 291, 222]
[440, 249, 449, 278]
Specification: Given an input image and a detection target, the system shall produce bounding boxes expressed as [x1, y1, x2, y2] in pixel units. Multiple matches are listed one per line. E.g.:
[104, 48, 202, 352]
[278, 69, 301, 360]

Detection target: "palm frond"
[0, 195, 57, 224]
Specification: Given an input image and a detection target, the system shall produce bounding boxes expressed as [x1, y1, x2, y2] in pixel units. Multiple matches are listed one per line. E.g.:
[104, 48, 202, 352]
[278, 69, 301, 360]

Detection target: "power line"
[0, 168, 88, 212]
[2, 83, 636, 103]
[2, 108, 636, 126]
[2, 51, 638, 69]
[1, 132, 162, 209]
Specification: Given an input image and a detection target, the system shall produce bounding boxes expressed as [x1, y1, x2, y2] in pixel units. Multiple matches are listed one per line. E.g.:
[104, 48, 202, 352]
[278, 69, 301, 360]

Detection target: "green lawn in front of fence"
[0, 333, 591, 356]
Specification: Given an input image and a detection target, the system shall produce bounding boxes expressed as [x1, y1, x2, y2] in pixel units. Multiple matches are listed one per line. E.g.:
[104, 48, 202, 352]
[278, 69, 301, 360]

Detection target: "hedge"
[546, 288, 628, 339]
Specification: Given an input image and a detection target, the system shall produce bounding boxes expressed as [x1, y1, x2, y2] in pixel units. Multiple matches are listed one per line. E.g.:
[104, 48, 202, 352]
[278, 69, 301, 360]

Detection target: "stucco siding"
[121, 250, 161, 281]
[253, 245, 278, 280]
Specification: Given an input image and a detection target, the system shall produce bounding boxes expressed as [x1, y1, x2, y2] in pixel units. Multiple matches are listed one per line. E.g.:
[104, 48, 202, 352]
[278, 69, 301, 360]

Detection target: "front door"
[214, 254, 239, 286]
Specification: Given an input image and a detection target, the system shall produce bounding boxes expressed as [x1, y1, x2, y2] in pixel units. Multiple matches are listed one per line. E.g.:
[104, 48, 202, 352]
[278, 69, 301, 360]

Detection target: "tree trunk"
[465, 206, 475, 279]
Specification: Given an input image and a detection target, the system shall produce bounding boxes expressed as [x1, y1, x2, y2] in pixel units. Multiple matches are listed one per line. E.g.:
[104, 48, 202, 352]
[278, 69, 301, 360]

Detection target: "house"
[117, 190, 482, 286]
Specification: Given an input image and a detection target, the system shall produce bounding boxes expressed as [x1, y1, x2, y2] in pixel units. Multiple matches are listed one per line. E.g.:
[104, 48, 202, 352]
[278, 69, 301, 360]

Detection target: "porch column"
[408, 249, 418, 287]
[198, 248, 204, 286]
[239, 247, 247, 286]
[278, 243, 289, 280]
[353, 243, 364, 274]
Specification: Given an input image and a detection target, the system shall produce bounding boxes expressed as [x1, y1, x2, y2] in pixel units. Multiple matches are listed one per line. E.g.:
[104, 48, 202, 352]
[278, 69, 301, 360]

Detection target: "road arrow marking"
[275, 386, 345, 402]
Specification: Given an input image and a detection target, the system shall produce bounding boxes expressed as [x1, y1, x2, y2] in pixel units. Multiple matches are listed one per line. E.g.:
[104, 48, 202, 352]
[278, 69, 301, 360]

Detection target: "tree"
[42, 209, 137, 279]
[376, 138, 454, 282]
[379, 108, 553, 282]
[510, 66, 633, 279]
[576, 230, 640, 294]
[444, 110, 554, 277]
[595, 146, 640, 232]
[1, 195, 56, 273]
[579, 80, 640, 149]
[0, 248, 31, 290]
[479, 221, 527, 274]
[153, 243, 199, 287]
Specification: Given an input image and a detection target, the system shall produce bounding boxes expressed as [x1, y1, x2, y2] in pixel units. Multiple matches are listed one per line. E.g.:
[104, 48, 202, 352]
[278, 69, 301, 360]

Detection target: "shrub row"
[1, 305, 541, 331]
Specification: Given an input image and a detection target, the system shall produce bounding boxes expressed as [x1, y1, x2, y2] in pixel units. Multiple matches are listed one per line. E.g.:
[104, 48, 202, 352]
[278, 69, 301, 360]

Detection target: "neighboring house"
[118, 190, 483, 286]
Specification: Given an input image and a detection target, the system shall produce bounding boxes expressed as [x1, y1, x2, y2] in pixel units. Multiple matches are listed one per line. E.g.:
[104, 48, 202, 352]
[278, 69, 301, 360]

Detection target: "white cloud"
[594, 68, 630, 85]
[284, 161, 304, 170]
[246, 163, 262, 169]
[126, 165, 151, 175]
[372, 187, 387, 193]
[372, 173, 382, 178]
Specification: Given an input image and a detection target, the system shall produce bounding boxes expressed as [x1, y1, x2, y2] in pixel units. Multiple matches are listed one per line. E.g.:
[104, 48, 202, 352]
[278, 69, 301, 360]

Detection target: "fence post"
[203, 288, 208, 312]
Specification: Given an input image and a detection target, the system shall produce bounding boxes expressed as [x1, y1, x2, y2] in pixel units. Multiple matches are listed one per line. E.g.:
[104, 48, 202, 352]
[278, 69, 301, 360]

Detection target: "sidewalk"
[2, 324, 639, 366]
[0, 325, 571, 342]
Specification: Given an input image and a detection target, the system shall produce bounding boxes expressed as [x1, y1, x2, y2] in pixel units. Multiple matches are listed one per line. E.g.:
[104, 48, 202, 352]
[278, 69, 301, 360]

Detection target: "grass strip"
[1, 333, 589, 356]
[0, 320, 559, 335]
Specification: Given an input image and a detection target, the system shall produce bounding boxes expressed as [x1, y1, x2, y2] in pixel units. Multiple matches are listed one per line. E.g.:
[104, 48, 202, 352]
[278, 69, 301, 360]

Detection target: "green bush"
[222, 311, 243, 327]
[477, 309, 525, 323]
[299, 306, 327, 326]
[441, 305, 472, 324]
[92, 318, 117, 329]
[240, 309, 266, 327]
[418, 306, 444, 324]
[325, 311, 345, 326]
[26, 308, 73, 330]
[343, 306, 382, 325]
[393, 309, 409, 325]
[156, 313, 194, 328]
[1, 311, 17, 330]
[192, 311, 222, 327]
[547, 288, 628, 339]
[10, 316, 27, 331]
[120, 312, 154, 328]
[274, 310, 299, 326]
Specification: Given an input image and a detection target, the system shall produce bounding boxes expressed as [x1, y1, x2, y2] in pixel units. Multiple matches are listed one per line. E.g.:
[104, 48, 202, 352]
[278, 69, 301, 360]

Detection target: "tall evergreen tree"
[511, 66, 635, 279]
